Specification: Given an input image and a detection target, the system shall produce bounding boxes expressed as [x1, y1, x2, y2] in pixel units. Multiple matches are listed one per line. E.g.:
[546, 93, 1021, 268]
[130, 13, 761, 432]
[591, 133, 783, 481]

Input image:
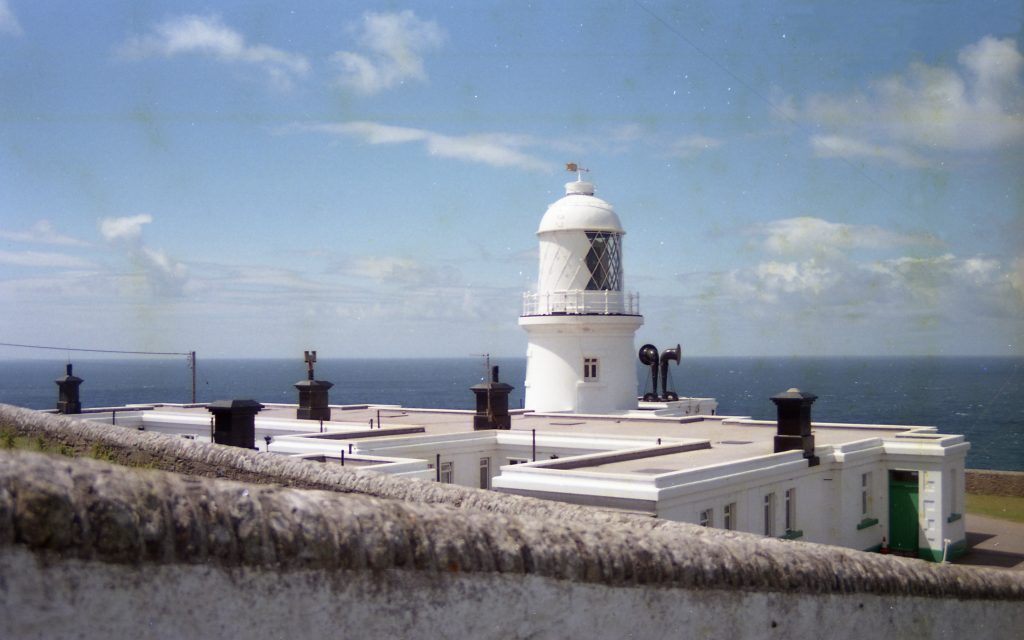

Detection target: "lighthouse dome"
[537, 180, 624, 235]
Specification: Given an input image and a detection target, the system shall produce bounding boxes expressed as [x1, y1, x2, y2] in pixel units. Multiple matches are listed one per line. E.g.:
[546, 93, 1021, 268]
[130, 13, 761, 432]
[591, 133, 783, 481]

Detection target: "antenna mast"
[471, 352, 492, 418]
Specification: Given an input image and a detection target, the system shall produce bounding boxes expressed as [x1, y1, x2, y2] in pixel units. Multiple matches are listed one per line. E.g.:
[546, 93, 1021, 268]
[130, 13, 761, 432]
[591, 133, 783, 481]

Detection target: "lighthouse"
[520, 172, 643, 413]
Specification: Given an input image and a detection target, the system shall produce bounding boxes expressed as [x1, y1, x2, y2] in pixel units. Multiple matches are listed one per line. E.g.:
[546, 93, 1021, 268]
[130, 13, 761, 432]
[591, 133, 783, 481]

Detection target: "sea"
[1, 356, 1021, 472]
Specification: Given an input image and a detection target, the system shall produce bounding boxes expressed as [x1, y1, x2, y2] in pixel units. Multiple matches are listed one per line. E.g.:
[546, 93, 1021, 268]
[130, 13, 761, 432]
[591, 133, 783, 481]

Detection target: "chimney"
[206, 399, 264, 449]
[771, 388, 819, 466]
[471, 365, 514, 430]
[54, 363, 83, 414]
[295, 350, 333, 421]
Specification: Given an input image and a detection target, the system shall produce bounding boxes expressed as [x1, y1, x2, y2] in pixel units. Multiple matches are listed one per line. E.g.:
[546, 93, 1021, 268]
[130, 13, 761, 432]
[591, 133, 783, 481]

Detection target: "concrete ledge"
[0, 448, 1022, 601]
[967, 469, 1024, 497]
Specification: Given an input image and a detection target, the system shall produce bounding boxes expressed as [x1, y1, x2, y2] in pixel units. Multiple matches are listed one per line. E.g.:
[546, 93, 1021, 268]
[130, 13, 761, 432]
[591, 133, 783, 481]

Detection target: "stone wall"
[2, 404, 1023, 638]
[0, 448, 1021, 639]
[967, 469, 1024, 497]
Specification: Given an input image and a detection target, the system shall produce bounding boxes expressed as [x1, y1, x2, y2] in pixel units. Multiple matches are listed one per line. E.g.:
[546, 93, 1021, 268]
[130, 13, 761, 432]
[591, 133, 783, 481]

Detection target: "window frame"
[861, 471, 873, 518]
[764, 493, 776, 536]
[699, 508, 713, 528]
[785, 488, 796, 532]
[440, 461, 454, 484]
[583, 357, 599, 382]
[479, 457, 491, 489]
[723, 502, 736, 530]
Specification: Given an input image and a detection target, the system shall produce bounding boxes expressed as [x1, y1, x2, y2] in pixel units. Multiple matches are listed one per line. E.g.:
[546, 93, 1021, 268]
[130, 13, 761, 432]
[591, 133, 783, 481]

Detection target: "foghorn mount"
[639, 343, 681, 402]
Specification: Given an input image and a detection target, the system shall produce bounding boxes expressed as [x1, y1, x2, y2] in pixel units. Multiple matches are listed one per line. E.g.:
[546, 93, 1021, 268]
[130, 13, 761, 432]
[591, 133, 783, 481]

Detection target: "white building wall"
[537, 232, 598, 293]
[521, 315, 643, 413]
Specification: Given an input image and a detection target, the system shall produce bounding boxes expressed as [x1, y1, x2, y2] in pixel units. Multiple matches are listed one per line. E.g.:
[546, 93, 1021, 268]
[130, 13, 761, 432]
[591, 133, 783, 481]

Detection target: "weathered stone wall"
[3, 404, 1024, 638]
[0, 448, 1022, 639]
[967, 469, 1024, 497]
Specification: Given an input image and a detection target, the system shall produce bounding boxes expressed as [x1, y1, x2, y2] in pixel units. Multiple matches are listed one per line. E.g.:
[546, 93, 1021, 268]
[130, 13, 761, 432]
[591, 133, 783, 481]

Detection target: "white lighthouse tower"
[520, 172, 643, 413]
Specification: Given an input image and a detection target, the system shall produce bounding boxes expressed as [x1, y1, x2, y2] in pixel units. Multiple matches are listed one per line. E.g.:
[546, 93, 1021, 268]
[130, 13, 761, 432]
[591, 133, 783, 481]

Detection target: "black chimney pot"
[771, 388, 819, 466]
[295, 350, 333, 421]
[206, 399, 264, 449]
[471, 365, 514, 430]
[55, 363, 83, 414]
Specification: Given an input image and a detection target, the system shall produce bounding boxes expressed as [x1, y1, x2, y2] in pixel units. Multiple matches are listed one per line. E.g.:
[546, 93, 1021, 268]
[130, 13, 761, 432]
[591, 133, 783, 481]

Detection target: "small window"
[479, 457, 491, 489]
[583, 357, 599, 381]
[440, 461, 453, 484]
[861, 472, 873, 518]
[785, 488, 796, 532]
[508, 457, 528, 465]
[723, 502, 736, 530]
[948, 468, 958, 513]
[699, 508, 713, 528]
[764, 493, 775, 536]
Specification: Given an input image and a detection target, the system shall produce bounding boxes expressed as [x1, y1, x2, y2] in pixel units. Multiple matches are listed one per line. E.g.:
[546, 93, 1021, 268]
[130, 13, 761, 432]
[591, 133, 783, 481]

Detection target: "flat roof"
[137, 401, 935, 472]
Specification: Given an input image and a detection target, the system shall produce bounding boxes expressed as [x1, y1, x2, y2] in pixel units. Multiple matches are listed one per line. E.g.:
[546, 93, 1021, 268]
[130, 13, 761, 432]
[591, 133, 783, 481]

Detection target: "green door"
[889, 470, 920, 555]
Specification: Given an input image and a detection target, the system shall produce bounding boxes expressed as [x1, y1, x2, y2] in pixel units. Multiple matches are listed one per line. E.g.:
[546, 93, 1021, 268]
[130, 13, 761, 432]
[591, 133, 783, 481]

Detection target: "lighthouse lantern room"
[520, 171, 644, 413]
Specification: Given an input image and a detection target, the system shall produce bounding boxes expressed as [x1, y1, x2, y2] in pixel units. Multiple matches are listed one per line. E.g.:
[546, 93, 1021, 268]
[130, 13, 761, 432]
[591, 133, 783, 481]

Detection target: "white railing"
[522, 290, 640, 316]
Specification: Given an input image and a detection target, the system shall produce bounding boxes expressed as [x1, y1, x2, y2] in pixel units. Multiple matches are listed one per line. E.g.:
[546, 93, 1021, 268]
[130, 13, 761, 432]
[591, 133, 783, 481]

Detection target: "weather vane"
[565, 162, 589, 181]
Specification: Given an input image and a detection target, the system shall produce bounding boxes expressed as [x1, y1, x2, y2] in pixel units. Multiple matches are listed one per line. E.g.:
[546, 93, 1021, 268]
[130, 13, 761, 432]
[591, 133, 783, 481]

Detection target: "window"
[785, 488, 796, 532]
[699, 508, 713, 528]
[508, 457, 528, 465]
[861, 472, 873, 518]
[949, 469, 958, 513]
[479, 457, 490, 489]
[584, 232, 622, 291]
[440, 461, 453, 484]
[583, 357, 599, 381]
[763, 493, 775, 536]
[723, 503, 736, 530]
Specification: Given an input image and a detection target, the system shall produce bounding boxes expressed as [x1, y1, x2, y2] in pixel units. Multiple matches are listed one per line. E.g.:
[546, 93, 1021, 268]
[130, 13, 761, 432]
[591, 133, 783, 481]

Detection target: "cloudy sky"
[1, 1, 1021, 359]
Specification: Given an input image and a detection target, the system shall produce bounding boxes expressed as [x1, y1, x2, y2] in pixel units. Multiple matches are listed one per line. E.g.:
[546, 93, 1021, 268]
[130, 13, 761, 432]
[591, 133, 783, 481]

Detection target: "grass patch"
[966, 493, 1024, 523]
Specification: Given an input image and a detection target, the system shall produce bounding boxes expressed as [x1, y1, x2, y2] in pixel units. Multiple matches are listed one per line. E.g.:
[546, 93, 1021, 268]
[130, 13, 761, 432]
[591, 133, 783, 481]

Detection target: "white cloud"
[666, 134, 722, 158]
[138, 247, 189, 296]
[0, 0, 21, 36]
[331, 10, 444, 95]
[0, 250, 94, 269]
[118, 15, 309, 90]
[289, 121, 552, 171]
[811, 135, 928, 168]
[785, 36, 1024, 164]
[749, 216, 941, 257]
[0, 220, 88, 246]
[715, 252, 1022, 322]
[335, 255, 461, 289]
[99, 213, 153, 242]
[754, 260, 833, 294]
[1009, 257, 1024, 304]
[97, 214, 189, 297]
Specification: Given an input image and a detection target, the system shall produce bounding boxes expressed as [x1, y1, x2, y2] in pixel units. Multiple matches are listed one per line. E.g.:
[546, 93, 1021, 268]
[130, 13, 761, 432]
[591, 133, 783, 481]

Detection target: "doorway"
[889, 470, 920, 556]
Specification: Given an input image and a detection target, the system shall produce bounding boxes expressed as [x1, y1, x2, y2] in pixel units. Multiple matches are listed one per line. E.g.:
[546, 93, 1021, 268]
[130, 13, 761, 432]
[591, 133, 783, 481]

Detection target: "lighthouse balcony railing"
[521, 290, 640, 316]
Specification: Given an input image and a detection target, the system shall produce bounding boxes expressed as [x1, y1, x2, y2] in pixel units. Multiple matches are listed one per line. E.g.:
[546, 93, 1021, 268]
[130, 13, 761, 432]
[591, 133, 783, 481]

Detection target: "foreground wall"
[2, 405, 1023, 638]
[1, 448, 1022, 639]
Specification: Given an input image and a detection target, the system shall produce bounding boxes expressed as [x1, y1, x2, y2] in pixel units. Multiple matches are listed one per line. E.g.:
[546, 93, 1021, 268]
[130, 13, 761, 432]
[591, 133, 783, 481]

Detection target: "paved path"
[953, 513, 1024, 571]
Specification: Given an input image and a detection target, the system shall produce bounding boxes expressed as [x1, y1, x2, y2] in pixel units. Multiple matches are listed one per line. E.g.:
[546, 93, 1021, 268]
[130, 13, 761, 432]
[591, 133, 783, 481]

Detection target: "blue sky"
[1, 1, 1021, 359]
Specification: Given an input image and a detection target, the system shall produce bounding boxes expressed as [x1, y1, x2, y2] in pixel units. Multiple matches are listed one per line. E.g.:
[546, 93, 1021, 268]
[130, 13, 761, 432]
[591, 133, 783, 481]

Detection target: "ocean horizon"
[1, 355, 1021, 472]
